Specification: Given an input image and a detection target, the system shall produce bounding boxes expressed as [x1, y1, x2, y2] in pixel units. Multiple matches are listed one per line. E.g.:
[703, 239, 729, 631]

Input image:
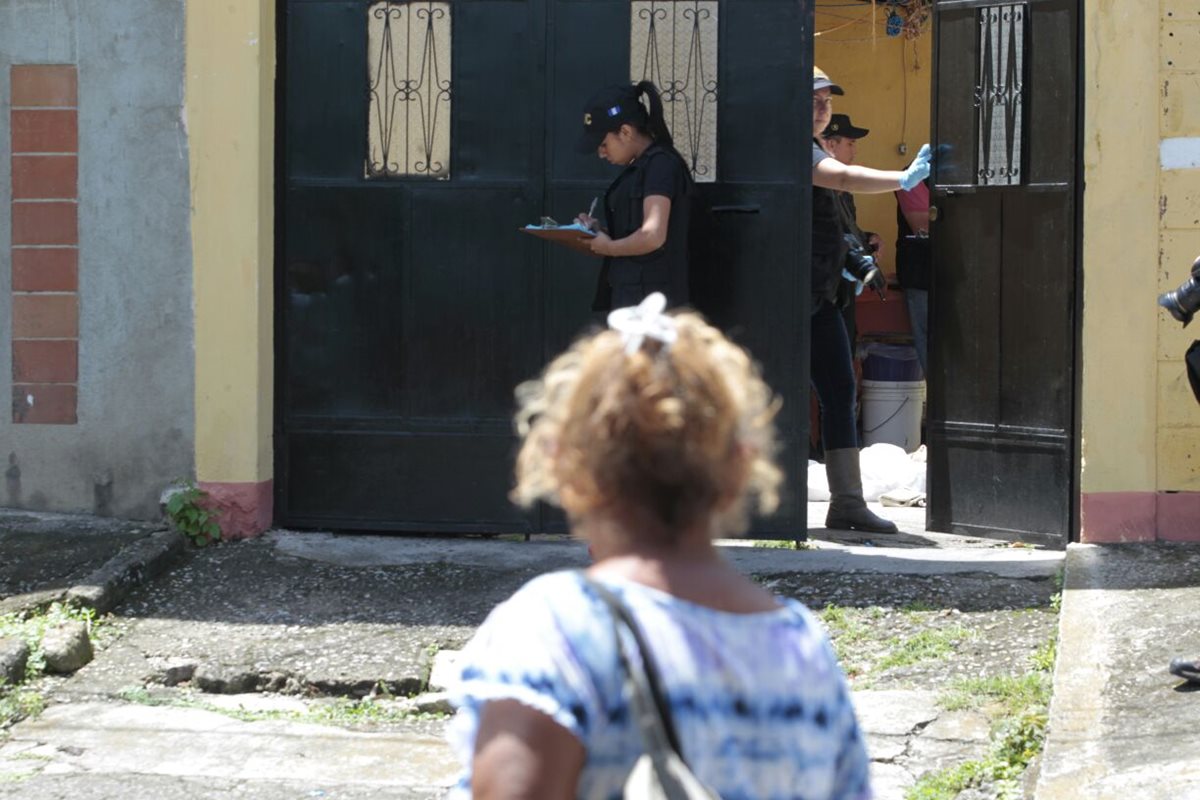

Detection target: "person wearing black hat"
[821, 113, 881, 347]
[810, 66, 932, 535]
[574, 81, 693, 313]
[822, 113, 882, 257]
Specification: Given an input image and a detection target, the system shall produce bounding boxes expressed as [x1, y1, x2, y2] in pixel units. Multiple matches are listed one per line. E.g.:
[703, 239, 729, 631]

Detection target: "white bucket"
[861, 379, 926, 452]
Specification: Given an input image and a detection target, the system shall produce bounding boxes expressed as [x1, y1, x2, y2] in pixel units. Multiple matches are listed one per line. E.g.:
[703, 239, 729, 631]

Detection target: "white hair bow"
[607, 292, 678, 355]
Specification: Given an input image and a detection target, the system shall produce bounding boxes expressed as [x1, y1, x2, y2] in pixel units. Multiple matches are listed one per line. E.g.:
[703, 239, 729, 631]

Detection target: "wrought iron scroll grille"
[630, 1, 719, 183]
[975, 4, 1024, 186]
[367, 1, 452, 179]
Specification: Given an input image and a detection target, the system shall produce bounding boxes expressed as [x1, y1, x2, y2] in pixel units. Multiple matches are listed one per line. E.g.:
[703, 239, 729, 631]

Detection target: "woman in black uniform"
[811, 66, 931, 534]
[575, 82, 692, 312]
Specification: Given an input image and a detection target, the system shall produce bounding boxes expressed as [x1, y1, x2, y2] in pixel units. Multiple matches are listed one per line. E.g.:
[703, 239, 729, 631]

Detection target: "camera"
[843, 233, 886, 298]
[1159, 256, 1200, 327]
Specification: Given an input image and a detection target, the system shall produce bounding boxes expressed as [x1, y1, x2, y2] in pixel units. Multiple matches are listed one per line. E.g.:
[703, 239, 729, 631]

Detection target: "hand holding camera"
[843, 233, 887, 300]
[1159, 256, 1200, 327]
[1158, 256, 1200, 407]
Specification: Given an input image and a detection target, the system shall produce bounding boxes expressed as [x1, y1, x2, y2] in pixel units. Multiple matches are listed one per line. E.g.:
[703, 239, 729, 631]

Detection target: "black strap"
[581, 574, 685, 759]
[1187, 340, 1200, 405]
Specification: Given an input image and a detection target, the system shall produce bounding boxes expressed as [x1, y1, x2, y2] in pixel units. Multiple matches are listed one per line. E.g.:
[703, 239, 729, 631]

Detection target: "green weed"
[0, 603, 100, 682]
[165, 481, 222, 547]
[874, 626, 971, 672]
[907, 708, 1047, 800]
[0, 684, 45, 729]
[1030, 634, 1058, 673]
[921, 654, 1054, 800]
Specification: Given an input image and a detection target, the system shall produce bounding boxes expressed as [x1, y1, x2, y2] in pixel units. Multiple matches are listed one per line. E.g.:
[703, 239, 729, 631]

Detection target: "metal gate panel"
[928, 0, 1079, 546]
[277, 0, 812, 533]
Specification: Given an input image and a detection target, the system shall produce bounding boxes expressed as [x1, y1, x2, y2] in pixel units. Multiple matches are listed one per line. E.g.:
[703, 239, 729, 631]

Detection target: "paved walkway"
[4, 509, 1199, 798]
[1037, 543, 1200, 798]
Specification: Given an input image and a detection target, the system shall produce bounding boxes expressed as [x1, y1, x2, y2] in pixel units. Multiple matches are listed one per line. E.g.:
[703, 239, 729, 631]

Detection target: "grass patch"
[918, 632, 1057, 800]
[939, 672, 1049, 717]
[818, 605, 872, 656]
[117, 687, 449, 727]
[906, 709, 1047, 800]
[901, 600, 939, 613]
[874, 626, 971, 672]
[308, 697, 448, 726]
[750, 539, 812, 550]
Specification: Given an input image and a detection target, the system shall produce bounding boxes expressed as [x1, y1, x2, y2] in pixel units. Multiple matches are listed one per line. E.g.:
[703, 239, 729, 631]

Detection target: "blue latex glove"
[899, 144, 932, 191]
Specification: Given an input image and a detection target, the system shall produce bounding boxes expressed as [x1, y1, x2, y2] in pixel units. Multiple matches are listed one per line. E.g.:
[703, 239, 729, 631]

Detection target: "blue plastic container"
[861, 343, 923, 382]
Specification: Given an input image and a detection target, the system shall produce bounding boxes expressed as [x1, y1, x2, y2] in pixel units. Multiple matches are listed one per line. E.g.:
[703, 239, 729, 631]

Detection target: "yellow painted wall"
[1079, 0, 1200, 501]
[1079, 1, 1161, 495]
[186, 1, 276, 483]
[1157, 0, 1200, 490]
[815, 7, 933, 277]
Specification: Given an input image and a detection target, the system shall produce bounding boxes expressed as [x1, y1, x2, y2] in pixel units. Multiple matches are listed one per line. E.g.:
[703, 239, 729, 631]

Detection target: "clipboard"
[521, 222, 598, 256]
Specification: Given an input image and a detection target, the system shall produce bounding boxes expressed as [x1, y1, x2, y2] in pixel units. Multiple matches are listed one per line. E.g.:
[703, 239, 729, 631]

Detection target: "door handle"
[711, 204, 761, 214]
[929, 205, 939, 222]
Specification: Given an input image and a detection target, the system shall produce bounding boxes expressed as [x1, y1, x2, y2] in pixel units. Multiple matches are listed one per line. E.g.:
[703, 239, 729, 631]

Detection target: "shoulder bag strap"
[581, 574, 685, 760]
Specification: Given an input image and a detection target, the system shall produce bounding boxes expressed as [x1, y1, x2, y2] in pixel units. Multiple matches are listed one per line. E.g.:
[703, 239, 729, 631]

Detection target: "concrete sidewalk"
[6, 509, 1199, 798]
[1037, 543, 1200, 798]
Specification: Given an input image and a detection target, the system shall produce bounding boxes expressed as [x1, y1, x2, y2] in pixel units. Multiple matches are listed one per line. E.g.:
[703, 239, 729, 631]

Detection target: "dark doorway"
[927, 0, 1080, 547]
[275, 0, 813, 534]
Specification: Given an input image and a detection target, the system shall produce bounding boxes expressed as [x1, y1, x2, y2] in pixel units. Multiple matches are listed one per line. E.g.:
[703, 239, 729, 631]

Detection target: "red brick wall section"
[10, 65, 78, 425]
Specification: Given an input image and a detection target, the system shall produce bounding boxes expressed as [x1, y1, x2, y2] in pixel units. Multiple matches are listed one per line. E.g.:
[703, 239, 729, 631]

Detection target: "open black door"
[276, 0, 812, 534]
[927, 0, 1079, 547]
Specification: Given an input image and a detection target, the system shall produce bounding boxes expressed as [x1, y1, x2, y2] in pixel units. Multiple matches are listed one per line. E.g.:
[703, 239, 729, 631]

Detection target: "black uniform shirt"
[812, 140, 848, 304]
[596, 143, 691, 309]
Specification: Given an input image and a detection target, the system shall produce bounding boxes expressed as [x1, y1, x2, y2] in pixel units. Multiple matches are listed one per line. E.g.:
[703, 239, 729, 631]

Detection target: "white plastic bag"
[859, 443, 923, 501]
[807, 459, 830, 501]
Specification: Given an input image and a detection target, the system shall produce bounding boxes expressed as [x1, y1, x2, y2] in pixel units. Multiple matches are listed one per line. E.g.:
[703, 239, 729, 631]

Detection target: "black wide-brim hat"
[578, 84, 649, 154]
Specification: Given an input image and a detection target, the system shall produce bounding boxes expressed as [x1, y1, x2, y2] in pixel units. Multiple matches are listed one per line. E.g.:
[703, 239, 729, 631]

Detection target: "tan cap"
[813, 66, 845, 96]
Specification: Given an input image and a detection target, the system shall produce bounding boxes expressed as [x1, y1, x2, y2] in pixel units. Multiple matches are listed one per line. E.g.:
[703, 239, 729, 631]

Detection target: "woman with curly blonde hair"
[447, 296, 872, 799]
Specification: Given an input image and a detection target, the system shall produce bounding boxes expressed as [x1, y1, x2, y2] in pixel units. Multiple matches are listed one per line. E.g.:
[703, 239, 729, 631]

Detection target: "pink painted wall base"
[200, 480, 273, 539]
[1080, 491, 1200, 543]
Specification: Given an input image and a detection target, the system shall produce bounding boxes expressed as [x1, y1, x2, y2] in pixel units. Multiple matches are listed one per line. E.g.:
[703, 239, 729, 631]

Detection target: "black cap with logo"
[578, 85, 650, 154]
[822, 114, 870, 140]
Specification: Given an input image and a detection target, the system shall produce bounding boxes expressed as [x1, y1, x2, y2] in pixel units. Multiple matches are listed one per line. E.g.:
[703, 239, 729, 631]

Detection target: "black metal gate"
[927, 0, 1080, 546]
[276, 0, 813, 534]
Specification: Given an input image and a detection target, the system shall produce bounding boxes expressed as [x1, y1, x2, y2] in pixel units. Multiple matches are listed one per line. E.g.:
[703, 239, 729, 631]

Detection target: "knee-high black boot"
[824, 448, 898, 534]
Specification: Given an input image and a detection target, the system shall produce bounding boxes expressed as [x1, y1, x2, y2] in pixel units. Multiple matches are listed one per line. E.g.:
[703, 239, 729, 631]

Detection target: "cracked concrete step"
[274, 532, 1064, 579]
[0, 701, 459, 795]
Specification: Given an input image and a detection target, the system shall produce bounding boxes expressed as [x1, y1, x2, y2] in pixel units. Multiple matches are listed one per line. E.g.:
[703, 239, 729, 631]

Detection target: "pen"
[587, 196, 598, 227]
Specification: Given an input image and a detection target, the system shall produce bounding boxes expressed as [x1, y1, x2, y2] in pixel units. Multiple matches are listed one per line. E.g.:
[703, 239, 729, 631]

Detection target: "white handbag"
[583, 576, 721, 800]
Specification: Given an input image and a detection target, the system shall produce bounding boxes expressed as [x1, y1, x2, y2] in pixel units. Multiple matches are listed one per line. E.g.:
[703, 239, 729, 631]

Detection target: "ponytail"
[635, 81, 674, 149]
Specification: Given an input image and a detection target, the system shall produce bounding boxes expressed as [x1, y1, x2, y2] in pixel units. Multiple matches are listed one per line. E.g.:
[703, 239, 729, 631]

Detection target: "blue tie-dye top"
[447, 570, 872, 800]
